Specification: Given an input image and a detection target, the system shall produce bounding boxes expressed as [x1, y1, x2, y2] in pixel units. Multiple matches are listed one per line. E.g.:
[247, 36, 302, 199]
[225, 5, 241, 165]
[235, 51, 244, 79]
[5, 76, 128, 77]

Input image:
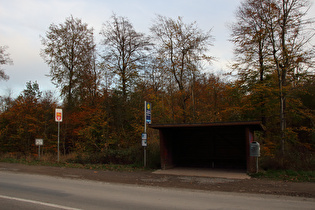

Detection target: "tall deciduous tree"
[100, 14, 151, 100]
[150, 15, 214, 122]
[231, 0, 314, 154]
[40, 16, 96, 108]
[230, 0, 272, 125]
[0, 45, 13, 81]
[264, 0, 314, 154]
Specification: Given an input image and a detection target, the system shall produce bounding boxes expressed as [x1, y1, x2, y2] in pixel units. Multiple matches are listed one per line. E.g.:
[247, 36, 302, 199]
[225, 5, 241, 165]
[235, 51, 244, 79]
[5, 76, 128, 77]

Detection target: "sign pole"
[143, 101, 151, 167]
[144, 101, 147, 167]
[256, 157, 259, 173]
[35, 139, 43, 160]
[38, 145, 41, 160]
[55, 108, 63, 162]
[58, 121, 60, 162]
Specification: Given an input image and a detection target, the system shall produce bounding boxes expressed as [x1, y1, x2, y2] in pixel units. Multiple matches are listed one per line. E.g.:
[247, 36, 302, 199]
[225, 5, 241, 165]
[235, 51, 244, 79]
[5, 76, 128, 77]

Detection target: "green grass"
[0, 156, 150, 172]
[250, 170, 315, 182]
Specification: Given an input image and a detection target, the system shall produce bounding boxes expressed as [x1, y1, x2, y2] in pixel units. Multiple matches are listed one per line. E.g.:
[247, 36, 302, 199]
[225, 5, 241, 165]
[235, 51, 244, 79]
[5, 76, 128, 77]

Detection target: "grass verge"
[250, 170, 315, 182]
[0, 156, 150, 172]
[1, 155, 314, 182]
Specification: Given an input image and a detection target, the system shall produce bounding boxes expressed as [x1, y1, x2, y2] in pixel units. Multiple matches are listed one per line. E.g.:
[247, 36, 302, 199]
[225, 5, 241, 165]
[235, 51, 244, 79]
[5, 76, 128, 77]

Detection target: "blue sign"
[146, 102, 151, 124]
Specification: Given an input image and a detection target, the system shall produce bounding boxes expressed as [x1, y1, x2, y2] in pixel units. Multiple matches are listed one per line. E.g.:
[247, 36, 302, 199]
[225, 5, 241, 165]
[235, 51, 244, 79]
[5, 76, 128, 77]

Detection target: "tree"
[150, 15, 214, 122]
[230, 0, 272, 125]
[263, 0, 314, 154]
[77, 51, 101, 106]
[231, 0, 315, 154]
[0, 45, 13, 81]
[100, 14, 151, 100]
[23, 81, 42, 100]
[99, 14, 152, 147]
[0, 81, 57, 156]
[0, 89, 14, 113]
[40, 16, 96, 108]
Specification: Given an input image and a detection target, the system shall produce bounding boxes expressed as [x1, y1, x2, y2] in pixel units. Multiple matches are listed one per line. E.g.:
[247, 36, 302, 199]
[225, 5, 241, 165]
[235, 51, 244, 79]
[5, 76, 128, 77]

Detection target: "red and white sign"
[55, 108, 63, 122]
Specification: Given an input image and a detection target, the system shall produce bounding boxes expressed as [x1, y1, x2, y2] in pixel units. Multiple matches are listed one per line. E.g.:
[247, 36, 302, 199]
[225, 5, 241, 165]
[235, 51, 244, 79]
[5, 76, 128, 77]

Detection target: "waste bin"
[250, 141, 260, 157]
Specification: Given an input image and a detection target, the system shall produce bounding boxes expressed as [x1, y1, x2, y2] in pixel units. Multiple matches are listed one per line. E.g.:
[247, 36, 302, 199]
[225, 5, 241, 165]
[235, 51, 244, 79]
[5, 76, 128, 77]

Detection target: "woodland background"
[0, 0, 314, 170]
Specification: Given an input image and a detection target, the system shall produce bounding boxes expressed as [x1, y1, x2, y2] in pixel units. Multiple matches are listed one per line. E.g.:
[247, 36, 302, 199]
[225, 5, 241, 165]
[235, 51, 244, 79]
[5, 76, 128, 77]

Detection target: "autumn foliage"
[0, 3, 314, 169]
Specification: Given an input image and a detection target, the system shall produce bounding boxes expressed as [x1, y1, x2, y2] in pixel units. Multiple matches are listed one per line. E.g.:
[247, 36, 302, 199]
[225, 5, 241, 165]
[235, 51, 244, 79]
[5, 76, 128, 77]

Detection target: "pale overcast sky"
[0, 0, 314, 98]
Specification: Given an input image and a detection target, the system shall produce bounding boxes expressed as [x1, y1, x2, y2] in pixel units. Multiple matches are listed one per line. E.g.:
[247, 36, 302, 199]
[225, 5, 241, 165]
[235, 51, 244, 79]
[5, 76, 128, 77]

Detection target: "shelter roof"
[150, 121, 265, 131]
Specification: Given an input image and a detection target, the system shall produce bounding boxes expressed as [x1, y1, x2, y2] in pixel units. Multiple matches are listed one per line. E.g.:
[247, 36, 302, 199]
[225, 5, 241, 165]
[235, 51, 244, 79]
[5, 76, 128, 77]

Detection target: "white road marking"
[0, 195, 82, 210]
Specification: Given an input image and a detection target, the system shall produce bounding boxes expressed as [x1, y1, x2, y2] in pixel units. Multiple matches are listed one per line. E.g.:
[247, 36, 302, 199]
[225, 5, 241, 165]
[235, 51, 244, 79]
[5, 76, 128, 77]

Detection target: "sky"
[0, 0, 314, 98]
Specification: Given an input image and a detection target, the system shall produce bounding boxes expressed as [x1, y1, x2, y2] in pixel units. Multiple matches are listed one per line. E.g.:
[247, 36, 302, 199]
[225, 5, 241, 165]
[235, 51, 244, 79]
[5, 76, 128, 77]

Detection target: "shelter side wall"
[246, 127, 257, 173]
[159, 129, 175, 169]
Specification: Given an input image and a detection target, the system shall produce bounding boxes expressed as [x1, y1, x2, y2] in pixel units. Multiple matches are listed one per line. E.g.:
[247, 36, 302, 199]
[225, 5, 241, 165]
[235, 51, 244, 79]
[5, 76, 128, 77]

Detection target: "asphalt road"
[0, 171, 314, 210]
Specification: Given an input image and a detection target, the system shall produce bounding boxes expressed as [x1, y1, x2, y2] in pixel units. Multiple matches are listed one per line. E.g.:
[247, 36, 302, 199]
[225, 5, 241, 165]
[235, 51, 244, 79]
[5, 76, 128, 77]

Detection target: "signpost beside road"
[55, 109, 63, 122]
[55, 108, 63, 162]
[143, 101, 151, 167]
[35, 139, 43, 160]
[35, 139, 43, 146]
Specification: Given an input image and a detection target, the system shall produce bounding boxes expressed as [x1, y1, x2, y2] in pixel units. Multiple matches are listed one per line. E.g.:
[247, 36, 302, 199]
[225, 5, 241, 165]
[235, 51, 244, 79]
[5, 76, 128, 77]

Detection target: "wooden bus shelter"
[150, 121, 264, 173]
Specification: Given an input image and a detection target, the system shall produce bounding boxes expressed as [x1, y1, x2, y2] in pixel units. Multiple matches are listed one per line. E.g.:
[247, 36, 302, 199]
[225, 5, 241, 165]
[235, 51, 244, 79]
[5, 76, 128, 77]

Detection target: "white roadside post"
[35, 139, 43, 160]
[55, 108, 63, 162]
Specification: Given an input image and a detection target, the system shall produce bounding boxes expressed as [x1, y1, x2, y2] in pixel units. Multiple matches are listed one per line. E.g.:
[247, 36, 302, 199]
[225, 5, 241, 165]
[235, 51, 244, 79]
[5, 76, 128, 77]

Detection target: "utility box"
[250, 141, 260, 157]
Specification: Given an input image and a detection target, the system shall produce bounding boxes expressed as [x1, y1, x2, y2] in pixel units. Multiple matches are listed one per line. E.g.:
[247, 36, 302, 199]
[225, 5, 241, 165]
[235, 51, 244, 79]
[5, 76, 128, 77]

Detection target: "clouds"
[0, 0, 242, 97]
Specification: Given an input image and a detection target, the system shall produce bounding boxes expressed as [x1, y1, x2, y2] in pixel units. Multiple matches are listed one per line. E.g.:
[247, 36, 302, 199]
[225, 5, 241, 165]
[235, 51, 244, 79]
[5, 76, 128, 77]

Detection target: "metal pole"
[144, 101, 147, 167]
[144, 147, 146, 167]
[38, 145, 40, 160]
[256, 157, 258, 173]
[144, 101, 147, 132]
[58, 121, 60, 162]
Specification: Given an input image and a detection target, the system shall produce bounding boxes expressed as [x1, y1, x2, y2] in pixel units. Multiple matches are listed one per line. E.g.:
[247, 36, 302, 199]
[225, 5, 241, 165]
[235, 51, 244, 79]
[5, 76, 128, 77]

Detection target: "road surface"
[0, 171, 314, 209]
